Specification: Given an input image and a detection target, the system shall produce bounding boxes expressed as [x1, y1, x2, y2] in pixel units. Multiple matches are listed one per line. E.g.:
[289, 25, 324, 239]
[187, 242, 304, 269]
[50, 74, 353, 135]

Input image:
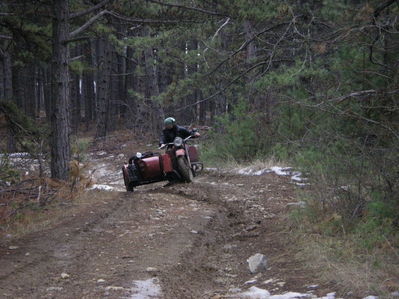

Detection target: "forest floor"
[0, 137, 377, 299]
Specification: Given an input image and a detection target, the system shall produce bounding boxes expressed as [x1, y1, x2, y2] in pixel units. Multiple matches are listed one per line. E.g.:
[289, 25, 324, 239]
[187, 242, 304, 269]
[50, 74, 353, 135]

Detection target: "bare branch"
[146, 0, 226, 16]
[0, 34, 12, 40]
[373, 0, 398, 19]
[69, 0, 111, 19]
[211, 17, 230, 40]
[106, 10, 197, 24]
[176, 61, 270, 111]
[69, 9, 195, 41]
[334, 90, 377, 103]
[69, 10, 108, 38]
[368, 0, 398, 68]
[206, 22, 291, 76]
[69, 55, 84, 62]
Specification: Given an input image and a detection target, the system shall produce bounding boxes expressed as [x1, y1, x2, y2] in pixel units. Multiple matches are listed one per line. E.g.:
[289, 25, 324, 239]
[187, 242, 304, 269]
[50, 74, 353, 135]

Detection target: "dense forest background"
[0, 0, 398, 260]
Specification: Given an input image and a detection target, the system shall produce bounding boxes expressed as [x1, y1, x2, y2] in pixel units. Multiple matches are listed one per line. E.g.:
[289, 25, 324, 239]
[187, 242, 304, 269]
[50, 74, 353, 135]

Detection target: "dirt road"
[0, 153, 337, 298]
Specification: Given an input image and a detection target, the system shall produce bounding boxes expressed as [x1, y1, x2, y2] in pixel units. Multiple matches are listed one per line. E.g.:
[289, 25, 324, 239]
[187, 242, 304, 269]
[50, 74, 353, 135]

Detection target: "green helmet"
[164, 117, 176, 126]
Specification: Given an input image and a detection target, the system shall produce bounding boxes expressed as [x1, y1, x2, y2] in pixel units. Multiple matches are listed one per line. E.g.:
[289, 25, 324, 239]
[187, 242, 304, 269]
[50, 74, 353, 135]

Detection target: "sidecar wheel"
[177, 156, 193, 183]
[126, 183, 134, 192]
[122, 166, 134, 192]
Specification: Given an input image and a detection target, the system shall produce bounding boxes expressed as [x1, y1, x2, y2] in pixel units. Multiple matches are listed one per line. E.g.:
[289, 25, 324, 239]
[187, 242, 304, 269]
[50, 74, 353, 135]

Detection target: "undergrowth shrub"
[0, 156, 20, 185]
[202, 100, 271, 164]
[71, 137, 91, 162]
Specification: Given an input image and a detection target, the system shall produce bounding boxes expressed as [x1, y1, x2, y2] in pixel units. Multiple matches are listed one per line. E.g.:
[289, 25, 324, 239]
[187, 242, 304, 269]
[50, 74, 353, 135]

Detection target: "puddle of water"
[128, 278, 162, 299]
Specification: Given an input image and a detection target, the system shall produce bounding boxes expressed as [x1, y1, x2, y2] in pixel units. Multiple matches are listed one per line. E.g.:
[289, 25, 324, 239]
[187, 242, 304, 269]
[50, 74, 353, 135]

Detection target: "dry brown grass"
[294, 231, 399, 298]
[0, 178, 118, 239]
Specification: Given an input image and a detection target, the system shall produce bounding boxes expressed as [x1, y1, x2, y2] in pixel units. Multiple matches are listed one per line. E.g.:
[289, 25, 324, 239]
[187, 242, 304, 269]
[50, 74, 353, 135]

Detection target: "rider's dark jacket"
[160, 125, 193, 145]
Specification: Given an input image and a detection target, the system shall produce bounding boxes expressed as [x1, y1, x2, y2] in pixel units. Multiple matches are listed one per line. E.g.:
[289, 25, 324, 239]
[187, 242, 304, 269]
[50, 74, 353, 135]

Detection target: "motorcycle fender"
[175, 149, 186, 156]
[161, 154, 173, 173]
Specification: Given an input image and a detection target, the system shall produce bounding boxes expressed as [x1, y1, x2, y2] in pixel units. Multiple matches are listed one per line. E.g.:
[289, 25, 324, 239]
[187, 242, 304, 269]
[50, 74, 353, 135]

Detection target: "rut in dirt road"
[1, 168, 341, 299]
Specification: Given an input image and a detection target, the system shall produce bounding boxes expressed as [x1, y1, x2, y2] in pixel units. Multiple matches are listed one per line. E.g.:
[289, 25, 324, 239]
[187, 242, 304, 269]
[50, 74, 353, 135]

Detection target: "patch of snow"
[286, 201, 306, 208]
[0, 152, 30, 158]
[291, 172, 304, 182]
[238, 167, 255, 175]
[238, 286, 270, 298]
[233, 287, 338, 299]
[129, 278, 162, 299]
[363, 297, 378, 299]
[270, 166, 292, 176]
[89, 184, 115, 191]
[254, 169, 273, 176]
[233, 166, 309, 186]
[96, 151, 107, 156]
[339, 185, 350, 191]
[263, 279, 278, 284]
[294, 182, 309, 187]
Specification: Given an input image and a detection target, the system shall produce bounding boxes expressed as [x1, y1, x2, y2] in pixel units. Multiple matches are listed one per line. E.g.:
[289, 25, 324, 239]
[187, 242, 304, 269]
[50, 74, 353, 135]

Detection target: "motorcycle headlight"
[174, 137, 183, 147]
[136, 152, 142, 159]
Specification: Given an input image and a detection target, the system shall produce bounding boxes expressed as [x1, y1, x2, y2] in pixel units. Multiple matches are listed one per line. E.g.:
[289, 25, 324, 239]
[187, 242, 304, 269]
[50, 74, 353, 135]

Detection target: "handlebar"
[159, 135, 197, 150]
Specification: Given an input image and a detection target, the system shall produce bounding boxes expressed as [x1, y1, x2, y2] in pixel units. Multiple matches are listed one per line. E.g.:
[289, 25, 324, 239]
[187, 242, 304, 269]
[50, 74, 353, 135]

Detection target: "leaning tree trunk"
[50, 0, 71, 180]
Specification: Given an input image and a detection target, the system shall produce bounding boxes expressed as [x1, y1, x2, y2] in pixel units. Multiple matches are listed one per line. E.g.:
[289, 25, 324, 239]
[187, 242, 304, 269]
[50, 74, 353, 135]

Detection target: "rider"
[159, 117, 200, 148]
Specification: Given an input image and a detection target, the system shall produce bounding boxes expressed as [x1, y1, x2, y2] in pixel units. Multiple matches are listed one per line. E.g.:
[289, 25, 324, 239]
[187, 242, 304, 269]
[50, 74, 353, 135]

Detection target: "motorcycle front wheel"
[177, 156, 194, 183]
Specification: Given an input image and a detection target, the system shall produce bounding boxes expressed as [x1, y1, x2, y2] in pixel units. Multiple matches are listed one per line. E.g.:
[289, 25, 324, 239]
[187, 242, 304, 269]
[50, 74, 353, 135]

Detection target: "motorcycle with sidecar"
[122, 136, 203, 192]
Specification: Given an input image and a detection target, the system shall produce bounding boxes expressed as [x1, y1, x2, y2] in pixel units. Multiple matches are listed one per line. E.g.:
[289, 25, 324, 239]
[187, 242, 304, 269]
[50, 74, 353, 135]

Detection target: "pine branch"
[69, 0, 112, 19]
[69, 9, 197, 38]
[69, 10, 108, 38]
[105, 10, 197, 24]
[373, 0, 398, 18]
[146, 0, 226, 16]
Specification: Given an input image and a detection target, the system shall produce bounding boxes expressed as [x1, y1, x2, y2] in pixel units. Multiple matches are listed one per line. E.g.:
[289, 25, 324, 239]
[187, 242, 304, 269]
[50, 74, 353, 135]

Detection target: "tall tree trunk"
[95, 38, 111, 139]
[25, 64, 37, 118]
[44, 66, 52, 120]
[0, 57, 4, 99]
[91, 39, 98, 122]
[124, 46, 137, 126]
[3, 50, 12, 100]
[3, 50, 16, 152]
[82, 40, 95, 130]
[144, 44, 163, 134]
[12, 65, 24, 109]
[109, 49, 119, 132]
[70, 73, 80, 135]
[50, 0, 71, 180]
